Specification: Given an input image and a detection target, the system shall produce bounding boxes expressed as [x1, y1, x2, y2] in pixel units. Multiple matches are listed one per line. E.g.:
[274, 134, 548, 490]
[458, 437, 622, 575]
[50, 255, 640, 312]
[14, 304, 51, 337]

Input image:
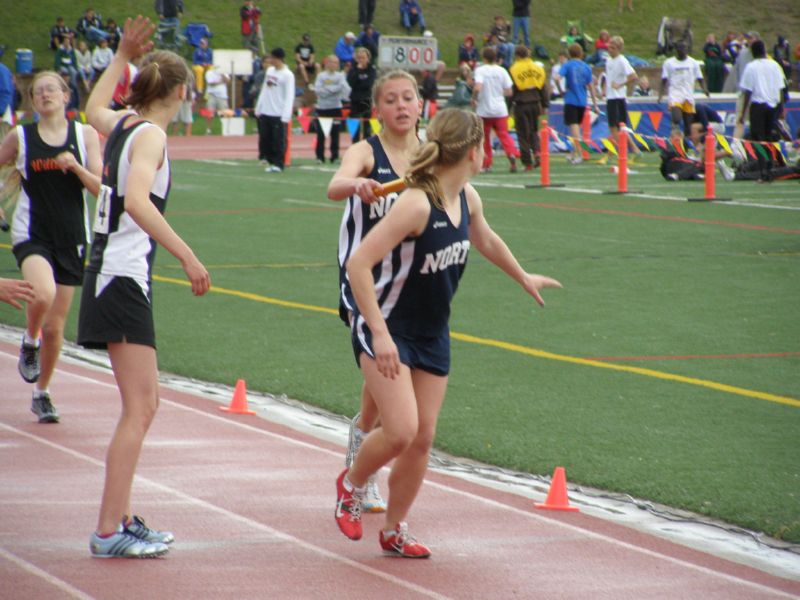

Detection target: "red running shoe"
[335, 469, 363, 540]
[379, 522, 431, 558]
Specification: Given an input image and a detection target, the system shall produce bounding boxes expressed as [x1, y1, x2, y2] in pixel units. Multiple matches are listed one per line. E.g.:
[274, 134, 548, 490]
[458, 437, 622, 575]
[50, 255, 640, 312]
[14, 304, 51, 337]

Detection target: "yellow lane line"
[153, 275, 800, 409]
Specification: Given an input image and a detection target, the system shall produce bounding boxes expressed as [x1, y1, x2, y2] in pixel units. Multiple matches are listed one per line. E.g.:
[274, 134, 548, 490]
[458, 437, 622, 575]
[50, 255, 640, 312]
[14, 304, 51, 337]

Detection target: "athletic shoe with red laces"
[335, 469, 363, 540]
[379, 522, 431, 558]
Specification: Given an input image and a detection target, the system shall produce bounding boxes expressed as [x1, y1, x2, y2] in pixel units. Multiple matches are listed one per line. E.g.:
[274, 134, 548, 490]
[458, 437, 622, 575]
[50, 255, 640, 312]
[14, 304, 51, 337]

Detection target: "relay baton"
[373, 178, 406, 197]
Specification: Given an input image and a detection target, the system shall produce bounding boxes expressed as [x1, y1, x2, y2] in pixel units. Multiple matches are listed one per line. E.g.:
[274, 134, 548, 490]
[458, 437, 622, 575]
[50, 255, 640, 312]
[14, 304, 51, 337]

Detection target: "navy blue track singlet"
[353, 190, 471, 341]
[337, 135, 403, 322]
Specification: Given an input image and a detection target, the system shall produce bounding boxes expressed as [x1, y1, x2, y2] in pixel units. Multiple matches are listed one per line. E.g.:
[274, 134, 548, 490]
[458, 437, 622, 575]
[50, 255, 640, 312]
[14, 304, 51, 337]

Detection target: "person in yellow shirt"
[509, 45, 549, 170]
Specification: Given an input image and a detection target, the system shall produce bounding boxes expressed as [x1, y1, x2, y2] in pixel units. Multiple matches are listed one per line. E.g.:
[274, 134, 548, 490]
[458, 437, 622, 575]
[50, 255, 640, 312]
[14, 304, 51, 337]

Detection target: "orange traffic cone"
[219, 379, 256, 415]
[534, 466, 580, 512]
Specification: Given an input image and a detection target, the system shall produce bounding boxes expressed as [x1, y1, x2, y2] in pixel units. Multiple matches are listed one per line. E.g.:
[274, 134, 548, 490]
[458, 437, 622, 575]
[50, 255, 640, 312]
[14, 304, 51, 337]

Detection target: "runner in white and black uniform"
[335, 108, 562, 559]
[78, 114, 169, 349]
[328, 70, 422, 513]
[80, 16, 210, 559]
[0, 70, 102, 424]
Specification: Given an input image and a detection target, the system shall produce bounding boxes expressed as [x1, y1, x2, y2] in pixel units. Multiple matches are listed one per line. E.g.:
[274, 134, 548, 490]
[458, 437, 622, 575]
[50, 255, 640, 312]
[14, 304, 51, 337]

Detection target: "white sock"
[33, 388, 48, 398]
[344, 475, 365, 495]
[24, 332, 39, 347]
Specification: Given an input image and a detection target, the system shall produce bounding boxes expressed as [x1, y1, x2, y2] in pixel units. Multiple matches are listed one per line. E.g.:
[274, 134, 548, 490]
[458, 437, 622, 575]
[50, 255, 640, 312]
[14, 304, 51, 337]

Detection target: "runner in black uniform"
[80, 16, 210, 559]
[334, 108, 562, 558]
[329, 70, 421, 512]
[0, 70, 102, 423]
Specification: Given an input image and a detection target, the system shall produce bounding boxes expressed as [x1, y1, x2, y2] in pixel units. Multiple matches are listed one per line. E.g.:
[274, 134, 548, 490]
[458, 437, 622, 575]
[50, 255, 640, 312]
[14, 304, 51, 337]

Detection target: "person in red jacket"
[241, 1, 263, 55]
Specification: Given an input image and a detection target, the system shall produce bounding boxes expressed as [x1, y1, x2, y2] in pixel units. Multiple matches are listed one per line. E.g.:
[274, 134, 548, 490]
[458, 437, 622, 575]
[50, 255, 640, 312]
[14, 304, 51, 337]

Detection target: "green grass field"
[1, 151, 798, 543]
[4, 0, 800, 74]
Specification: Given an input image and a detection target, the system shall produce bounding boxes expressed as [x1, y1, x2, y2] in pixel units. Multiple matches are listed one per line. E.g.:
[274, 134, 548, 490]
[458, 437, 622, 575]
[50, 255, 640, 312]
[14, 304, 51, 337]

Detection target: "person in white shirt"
[203, 65, 230, 133]
[603, 36, 641, 161]
[658, 41, 709, 138]
[254, 47, 296, 172]
[472, 46, 519, 172]
[91, 38, 114, 79]
[739, 39, 787, 181]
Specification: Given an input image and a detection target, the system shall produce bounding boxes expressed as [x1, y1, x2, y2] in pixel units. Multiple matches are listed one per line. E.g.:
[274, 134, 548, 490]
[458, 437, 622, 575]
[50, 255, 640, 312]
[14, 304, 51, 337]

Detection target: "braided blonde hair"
[404, 108, 483, 209]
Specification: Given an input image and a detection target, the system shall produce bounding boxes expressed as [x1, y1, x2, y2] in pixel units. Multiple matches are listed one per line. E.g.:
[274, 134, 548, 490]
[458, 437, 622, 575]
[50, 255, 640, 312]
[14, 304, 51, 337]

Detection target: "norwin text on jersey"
[421, 240, 470, 274]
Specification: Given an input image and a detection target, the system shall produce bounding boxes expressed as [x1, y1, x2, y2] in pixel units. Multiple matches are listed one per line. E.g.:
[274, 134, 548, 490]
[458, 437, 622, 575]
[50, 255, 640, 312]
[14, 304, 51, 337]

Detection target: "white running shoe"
[346, 413, 387, 513]
[90, 526, 169, 558]
[363, 475, 387, 513]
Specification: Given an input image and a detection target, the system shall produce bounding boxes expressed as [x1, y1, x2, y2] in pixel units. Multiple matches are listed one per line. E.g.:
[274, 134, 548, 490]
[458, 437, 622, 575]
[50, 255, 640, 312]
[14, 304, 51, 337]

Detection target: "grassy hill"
[2, 0, 799, 72]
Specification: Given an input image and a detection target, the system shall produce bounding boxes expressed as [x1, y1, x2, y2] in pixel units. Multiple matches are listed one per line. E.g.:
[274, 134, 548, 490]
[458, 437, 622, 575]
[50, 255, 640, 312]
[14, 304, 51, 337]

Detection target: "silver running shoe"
[363, 476, 387, 513]
[18, 337, 40, 383]
[124, 515, 175, 544]
[90, 526, 169, 558]
[345, 413, 363, 469]
[346, 413, 387, 513]
[31, 392, 59, 424]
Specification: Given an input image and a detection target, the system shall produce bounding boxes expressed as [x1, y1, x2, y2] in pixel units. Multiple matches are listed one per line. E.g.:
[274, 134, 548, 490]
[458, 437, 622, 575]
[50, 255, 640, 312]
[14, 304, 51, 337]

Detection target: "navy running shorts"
[351, 318, 450, 376]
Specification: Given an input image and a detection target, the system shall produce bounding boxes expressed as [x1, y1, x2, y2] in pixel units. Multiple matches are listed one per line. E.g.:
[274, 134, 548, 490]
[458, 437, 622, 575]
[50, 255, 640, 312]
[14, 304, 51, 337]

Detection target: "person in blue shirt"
[335, 32, 357, 70]
[559, 43, 597, 164]
[192, 37, 214, 93]
[400, 0, 426, 35]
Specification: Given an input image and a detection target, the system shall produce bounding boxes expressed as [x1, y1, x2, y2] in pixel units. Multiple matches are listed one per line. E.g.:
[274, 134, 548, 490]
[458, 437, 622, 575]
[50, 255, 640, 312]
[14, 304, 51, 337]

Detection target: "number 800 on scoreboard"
[378, 36, 438, 71]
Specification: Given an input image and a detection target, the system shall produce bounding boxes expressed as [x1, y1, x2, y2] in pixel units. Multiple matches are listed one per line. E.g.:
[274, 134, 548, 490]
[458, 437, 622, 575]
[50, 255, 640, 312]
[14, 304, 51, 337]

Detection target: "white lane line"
[0, 546, 95, 600]
[2, 353, 797, 597]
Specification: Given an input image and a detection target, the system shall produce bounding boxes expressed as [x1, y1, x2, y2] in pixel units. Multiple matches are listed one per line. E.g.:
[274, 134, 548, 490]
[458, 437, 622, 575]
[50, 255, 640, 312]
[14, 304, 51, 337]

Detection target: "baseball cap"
[423, 30, 434, 38]
[345, 31, 356, 40]
[270, 47, 285, 59]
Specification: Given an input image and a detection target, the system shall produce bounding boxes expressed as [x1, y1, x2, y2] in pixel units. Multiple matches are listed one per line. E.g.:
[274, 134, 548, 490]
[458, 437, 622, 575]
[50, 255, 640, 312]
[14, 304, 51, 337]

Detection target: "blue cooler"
[15, 49, 33, 74]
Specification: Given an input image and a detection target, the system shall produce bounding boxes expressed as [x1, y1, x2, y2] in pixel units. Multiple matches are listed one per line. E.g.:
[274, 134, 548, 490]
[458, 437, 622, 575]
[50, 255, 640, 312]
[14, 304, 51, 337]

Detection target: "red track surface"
[2, 338, 799, 599]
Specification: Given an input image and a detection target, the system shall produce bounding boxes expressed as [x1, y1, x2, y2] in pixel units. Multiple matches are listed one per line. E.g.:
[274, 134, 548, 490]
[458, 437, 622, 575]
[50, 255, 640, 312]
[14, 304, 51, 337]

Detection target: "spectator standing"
[510, 45, 548, 170]
[169, 89, 195, 136]
[155, 0, 185, 46]
[400, 0, 426, 35]
[335, 32, 358, 70]
[739, 40, 787, 181]
[560, 43, 598, 164]
[49, 18, 75, 51]
[76, 8, 108, 44]
[472, 46, 519, 172]
[241, 1, 263, 55]
[358, 0, 376, 29]
[658, 41, 709, 138]
[773, 35, 792, 82]
[512, 0, 531, 48]
[295, 33, 319, 88]
[0, 60, 13, 123]
[724, 30, 758, 139]
[618, 0, 633, 12]
[356, 25, 381, 63]
[603, 36, 641, 163]
[347, 47, 377, 141]
[192, 37, 213, 93]
[203, 66, 230, 131]
[420, 69, 438, 120]
[255, 48, 295, 171]
[702, 34, 725, 93]
[314, 55, 351, 164]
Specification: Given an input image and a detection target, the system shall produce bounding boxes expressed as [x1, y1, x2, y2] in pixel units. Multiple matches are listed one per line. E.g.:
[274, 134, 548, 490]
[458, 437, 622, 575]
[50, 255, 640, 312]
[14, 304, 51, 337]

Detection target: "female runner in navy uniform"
[334, 108, 562, 557]
[328, 70, 421, 512]
[80, 16, 210, 558]
[0, 71, 102, 423]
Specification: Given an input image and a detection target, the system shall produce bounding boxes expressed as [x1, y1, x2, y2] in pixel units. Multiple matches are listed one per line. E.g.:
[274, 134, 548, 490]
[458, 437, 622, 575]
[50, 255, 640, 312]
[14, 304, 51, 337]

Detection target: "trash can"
[15, 49, 33, 74]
